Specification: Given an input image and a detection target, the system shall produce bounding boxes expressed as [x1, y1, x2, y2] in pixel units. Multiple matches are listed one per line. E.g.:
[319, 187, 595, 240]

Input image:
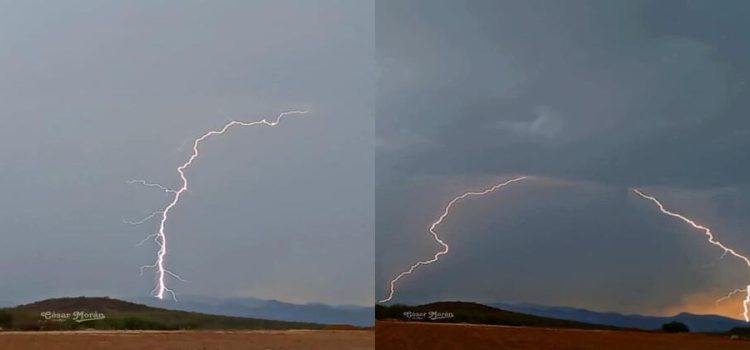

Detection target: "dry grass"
[377, 321, 749, 350]
[0, 330, 374, 350]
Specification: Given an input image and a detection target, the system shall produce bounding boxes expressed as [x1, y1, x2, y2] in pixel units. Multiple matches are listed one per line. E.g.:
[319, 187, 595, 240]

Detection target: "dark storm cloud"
[377, 0, 750, 317]
[377, 0, 750, 188]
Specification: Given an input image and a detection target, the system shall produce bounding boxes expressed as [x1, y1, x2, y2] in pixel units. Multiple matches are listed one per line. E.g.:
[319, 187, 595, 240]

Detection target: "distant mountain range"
[492, 302, 749, 333]
[129, 296, 374, 327]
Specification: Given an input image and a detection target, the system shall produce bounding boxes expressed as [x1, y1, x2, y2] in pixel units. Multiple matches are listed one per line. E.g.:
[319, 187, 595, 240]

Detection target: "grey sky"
[376, 0, 750, 318]
[0, 0, 373, 306]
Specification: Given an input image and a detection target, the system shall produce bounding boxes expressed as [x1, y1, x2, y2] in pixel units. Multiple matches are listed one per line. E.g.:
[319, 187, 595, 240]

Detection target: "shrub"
[0, 310, 12, 329]
[727, 327, 750, 336]
[661, 321, 690, 333]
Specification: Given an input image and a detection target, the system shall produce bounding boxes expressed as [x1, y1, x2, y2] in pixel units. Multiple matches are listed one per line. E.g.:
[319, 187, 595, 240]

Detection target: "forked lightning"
[633, 189, 750, 321]
[380, 176, 528, 303]
[126, 110, 307, 300]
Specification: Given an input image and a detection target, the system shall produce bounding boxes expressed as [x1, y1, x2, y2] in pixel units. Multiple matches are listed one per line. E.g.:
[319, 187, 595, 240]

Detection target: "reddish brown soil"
[0, 330, 374, 350]
[376, 321, 748, 350]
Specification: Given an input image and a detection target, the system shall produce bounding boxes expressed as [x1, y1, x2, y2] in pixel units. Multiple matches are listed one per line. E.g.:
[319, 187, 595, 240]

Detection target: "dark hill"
[1, 297, 324, 331]
[376, 301, 620, 330]
[15, 297, 153, 313]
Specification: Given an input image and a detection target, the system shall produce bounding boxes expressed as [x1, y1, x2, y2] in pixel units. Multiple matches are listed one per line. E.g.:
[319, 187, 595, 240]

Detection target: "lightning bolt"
[717, 288, 746, 305]
[633, 189, 750, 322]
[126, 110, 307, 300]
[379, 176, 528, 303]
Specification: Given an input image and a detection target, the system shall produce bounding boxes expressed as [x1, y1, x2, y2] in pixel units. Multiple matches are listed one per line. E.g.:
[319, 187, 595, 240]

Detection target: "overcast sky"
[376, 0, 750, 319]
[0, 0, 373, 306]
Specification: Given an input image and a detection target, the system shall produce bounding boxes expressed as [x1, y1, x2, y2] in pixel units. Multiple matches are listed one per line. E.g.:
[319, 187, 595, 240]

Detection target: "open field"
[0, 330, 374, 350]
[377, 321, 749, 350]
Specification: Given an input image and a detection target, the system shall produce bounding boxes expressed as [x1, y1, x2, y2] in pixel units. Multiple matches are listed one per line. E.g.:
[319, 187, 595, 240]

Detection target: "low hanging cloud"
[493, 105, 563, 139]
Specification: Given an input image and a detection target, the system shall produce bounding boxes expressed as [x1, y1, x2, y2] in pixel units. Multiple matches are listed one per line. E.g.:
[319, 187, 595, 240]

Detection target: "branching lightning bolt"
[379, 176, 528, 303]
[125, 110, 307, 300]
[127, 180, 177, 194]
[633, 189, 750, 322]
[717, 288, 747, 305]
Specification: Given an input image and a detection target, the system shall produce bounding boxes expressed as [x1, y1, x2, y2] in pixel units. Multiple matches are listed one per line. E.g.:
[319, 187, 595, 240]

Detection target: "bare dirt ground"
[0, 330, 374, 350]
[377, 321, 749, 350]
